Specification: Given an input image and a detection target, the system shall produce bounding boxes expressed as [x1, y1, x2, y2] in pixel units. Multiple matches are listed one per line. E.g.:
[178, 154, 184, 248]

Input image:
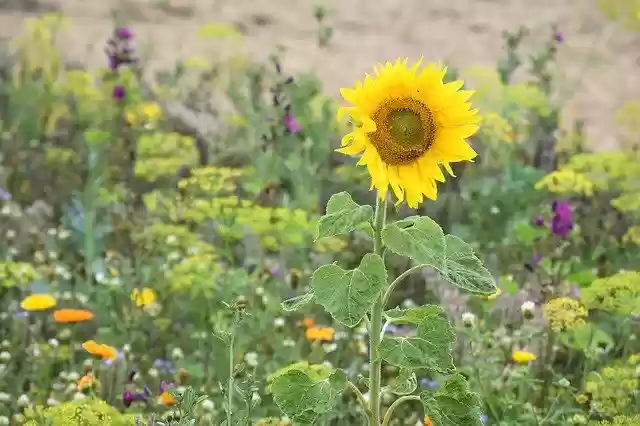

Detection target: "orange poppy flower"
[424, 415, 433, 426]
[160, 391, 176, 405]
[53, 309, 95, 323]
[77, 372, 94, 391]
[301, 317, 315, 328]
[305, 326, 334, 342]
[82, 340, 117, 361]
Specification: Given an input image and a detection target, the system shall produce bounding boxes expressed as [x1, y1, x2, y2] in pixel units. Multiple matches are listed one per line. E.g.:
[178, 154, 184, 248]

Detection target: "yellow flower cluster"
[167, 253, 222, 294]
[135, 132, 200, 181]
[126, 102, 163, 126]
[542, 297, 588, 333]
[177, 167, 243, 195]
[535, 169, 595, 197]
[584, 354, 640, 416]
[581, 271, 640, 316]
[596, 414, 640, 425]
[481, 112, 514, 144]
[22, 398, 131, 426]
[0, 261, 40, 288]
[623, 226, 640, 245]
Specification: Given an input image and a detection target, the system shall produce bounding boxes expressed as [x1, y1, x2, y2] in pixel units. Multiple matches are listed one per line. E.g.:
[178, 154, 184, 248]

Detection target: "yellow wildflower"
[479, 287, 502, 300]
[512, 350, 537, 364]
[20, 293, 57, 311]
[130, 287, 157, 307]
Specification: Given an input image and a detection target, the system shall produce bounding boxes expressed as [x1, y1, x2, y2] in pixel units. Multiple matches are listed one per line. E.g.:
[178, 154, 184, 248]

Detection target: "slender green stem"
[382, 265, 424, 307]
[347, 381, 375, 423]
[369, 195, 387, 425]
[381, 395, 420, 426]
[227, 310, 240, 426]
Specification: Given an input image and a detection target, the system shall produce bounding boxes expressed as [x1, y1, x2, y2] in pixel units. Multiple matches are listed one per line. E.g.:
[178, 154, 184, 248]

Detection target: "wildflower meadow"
[0, 3, 639, 426]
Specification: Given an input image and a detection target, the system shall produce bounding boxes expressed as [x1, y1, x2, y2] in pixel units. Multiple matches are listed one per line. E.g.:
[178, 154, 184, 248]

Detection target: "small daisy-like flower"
[244, 352, 259, 367]
[461, 312, 476, 328]
[20, 294, 56, 311]
[512, 350, 537, 364]
[337, 58, 480, 207]
[521, 301, 536, 320]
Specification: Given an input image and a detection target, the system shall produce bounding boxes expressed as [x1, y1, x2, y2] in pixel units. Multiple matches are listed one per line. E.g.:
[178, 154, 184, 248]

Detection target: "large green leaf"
[421, 374, 483, 426]
[316, 192, 373, 239]
[390, 369, 418, 395]
[378, 306, 455, 373]
[269, 367, 347, 425]
[281, 292, 315, 312]
[311, 253, 387, 327]
[382, 217, 496, 295]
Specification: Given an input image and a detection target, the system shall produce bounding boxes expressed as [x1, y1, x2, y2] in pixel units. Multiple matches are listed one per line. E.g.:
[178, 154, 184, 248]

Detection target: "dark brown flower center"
[368, 97, 437, 165]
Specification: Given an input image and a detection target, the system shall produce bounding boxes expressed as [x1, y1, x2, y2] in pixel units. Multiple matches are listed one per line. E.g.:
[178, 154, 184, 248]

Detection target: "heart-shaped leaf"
[311, 253, 387, 327]
[316, 192, 373, 239]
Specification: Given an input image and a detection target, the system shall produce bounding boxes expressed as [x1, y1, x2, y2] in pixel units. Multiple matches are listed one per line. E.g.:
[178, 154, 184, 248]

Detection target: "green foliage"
[268, 366, 347, 425]
[420, 374, 483, 426]
[316, 191, 373, 239]
[382, 217, 497, 295]
[379, 306, 456, 373]
[311, 253, 387, 327]
[581, 271, 640, 316]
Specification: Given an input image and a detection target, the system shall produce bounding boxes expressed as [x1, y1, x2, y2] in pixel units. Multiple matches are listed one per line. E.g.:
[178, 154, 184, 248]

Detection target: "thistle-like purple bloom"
[113, 85, 125, 102]
[116, 27, 134, 40]
[551, 200, 573, 237]
[283, 112, 302, 133]
[553, 30, 564, 44]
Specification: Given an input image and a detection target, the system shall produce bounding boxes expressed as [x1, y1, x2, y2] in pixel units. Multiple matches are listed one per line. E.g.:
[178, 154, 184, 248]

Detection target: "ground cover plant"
[0, 4, 639, 426]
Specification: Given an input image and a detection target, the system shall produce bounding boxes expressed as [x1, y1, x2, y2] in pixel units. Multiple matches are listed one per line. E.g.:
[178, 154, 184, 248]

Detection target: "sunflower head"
[337, 58, 480, 208]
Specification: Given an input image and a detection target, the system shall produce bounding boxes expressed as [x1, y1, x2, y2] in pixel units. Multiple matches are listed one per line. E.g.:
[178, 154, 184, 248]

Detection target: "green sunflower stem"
[369, 195, 387, 425]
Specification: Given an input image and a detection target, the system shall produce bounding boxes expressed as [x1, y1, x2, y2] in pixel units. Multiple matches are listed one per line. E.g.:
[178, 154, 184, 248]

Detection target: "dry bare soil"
[1, 0, 639, 149]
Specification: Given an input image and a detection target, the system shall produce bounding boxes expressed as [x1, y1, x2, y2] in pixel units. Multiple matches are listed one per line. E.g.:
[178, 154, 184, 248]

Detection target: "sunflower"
[337, 58, 480, 207]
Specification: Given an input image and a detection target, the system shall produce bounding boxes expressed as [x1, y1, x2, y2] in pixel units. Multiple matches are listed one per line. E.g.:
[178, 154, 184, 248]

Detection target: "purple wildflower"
[283, 112, 302, 133]
[0, 187, 11, 201]
[122, 386, 150, 408]
[160, 380, 175, 393]
[153, 358, 176, 374]
[480, 414, 488, 424]
[553, 30, 564, 44]
[116, 27, 134, 40]
[533, 215, 545, 227]
[550, 201, 573, 237]
[113, 85, 125, 102]
[532, 251, 542, 265]
[270, 266, 281, 278]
